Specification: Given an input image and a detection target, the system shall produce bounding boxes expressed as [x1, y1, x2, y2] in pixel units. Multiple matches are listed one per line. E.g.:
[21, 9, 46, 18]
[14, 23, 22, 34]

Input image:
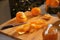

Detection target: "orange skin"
[42, 14, 52, 20]
[46, 0, 50, 6]
[16, 24, 30, 34]
[30, 19, 47, 30]
[31, 7, 41, 16]
[15, 19, 47, 34]
[46, 0, 59, 7]
[16, 12, 27, 23]
[22, 24, 30, 32]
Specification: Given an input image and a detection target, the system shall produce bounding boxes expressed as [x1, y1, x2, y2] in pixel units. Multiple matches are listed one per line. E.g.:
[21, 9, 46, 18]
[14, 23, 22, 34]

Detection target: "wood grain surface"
[0, 16, 60, 40]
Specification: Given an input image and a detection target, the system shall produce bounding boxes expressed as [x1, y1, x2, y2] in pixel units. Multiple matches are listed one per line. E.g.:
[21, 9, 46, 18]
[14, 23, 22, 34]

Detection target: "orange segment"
[31, 7, 41, 16]
[16, 12, 27, 23]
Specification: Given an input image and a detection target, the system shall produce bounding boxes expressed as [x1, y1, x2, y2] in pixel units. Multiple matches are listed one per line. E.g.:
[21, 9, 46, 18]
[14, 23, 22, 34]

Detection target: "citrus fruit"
[31, 7, 41, 16]
[16, 12, 27, 23]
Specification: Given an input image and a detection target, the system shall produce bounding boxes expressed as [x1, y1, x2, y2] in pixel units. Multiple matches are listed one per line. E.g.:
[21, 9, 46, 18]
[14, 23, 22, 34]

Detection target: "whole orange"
[31, 7, 41, 16]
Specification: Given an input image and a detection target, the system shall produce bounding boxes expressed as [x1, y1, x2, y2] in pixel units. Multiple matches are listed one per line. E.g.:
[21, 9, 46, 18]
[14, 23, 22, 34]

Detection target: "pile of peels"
[15, 7, 52, 35]
[16, 19, 47, 35]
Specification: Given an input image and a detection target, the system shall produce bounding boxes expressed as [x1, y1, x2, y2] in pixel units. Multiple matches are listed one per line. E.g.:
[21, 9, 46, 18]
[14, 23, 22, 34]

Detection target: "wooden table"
[0, 15, 60, 40]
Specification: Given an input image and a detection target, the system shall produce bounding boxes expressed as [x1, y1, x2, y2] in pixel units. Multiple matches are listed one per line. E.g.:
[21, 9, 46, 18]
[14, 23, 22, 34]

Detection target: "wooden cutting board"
[0, 16, 60, 40]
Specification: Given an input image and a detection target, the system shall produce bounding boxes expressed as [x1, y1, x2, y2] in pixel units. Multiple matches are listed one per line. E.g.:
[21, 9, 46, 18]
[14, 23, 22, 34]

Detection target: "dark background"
[9, 0, 45, 18]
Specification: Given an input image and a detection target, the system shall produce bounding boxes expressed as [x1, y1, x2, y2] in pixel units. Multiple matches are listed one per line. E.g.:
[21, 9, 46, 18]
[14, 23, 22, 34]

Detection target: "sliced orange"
[31, 7, 41, 16]
[16, 12, 27, 23]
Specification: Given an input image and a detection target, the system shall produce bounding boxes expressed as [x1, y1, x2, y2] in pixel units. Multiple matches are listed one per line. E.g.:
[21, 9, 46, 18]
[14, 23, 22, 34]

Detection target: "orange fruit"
[17, 24, 30, 34]
[50, 0, 59, 7]
[30, 22, 41, 29]
[46, 0, 59, 7]
[30, 19, 47, 29]
[16, 26, 25, 34]
[25, 11, 32, 18]
[46, 0, 50, 6]
[16, 12, 27, 23]
[31, 7, 41, 16]
[22, 24, 30, 32]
